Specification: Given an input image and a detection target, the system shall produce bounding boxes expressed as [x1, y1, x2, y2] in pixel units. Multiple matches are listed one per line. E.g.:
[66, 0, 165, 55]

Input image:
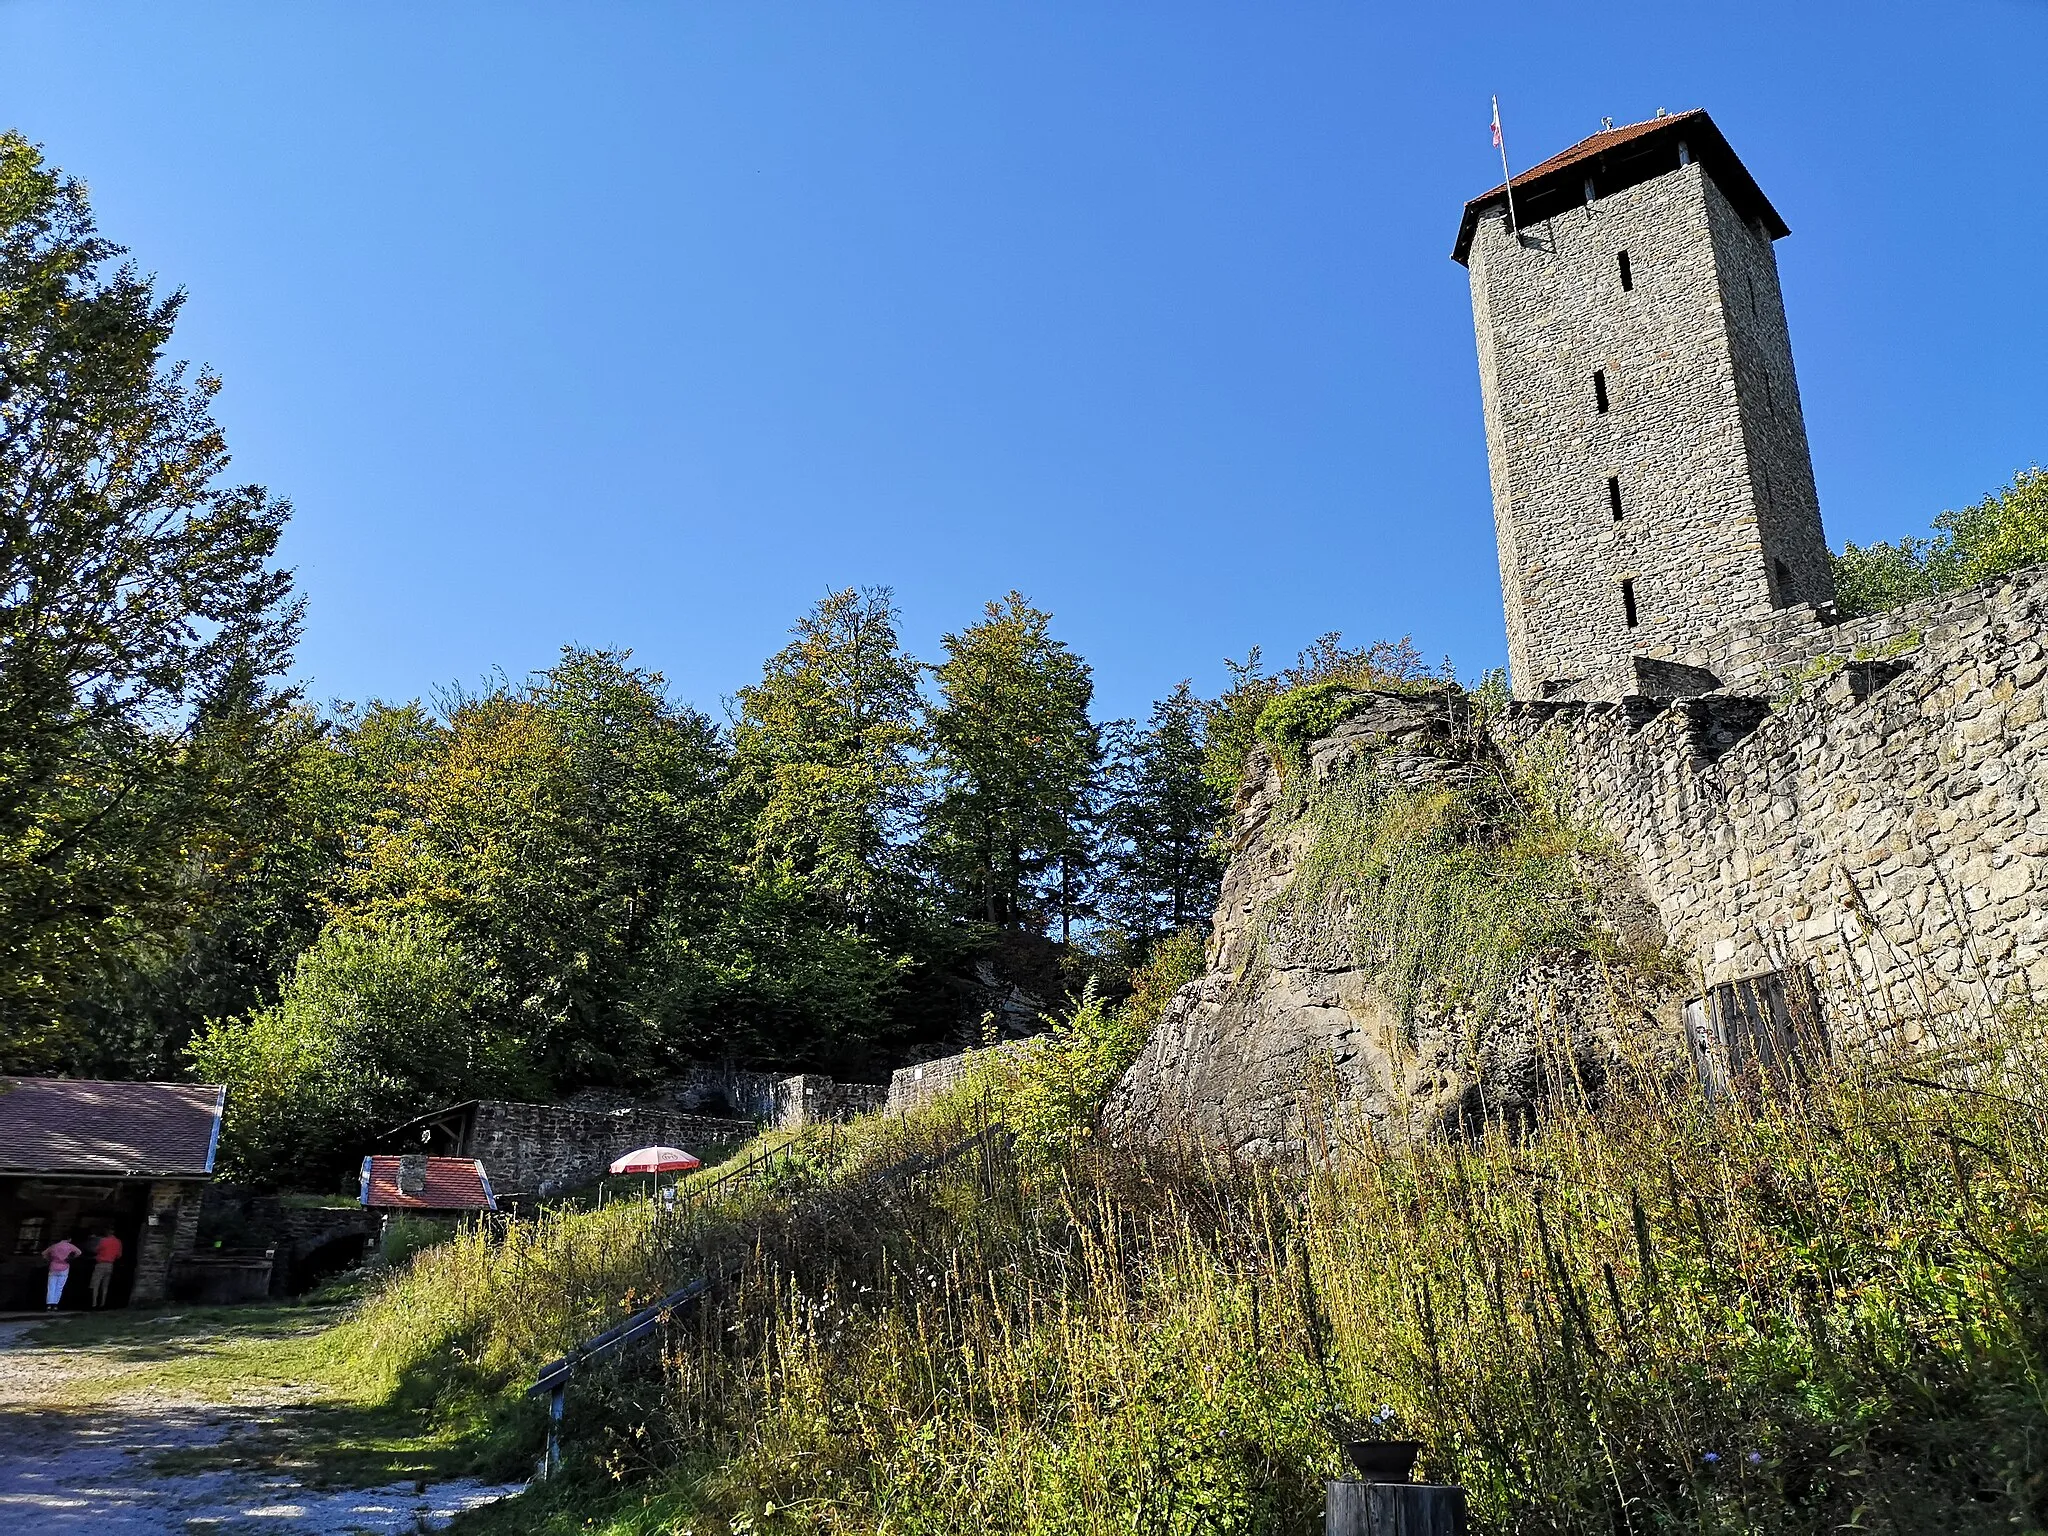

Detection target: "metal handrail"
[526, 1122, 1010, 1476]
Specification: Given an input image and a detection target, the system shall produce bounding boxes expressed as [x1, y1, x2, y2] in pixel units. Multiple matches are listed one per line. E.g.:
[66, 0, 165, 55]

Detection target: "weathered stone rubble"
[1101, 689, 1687, 1159]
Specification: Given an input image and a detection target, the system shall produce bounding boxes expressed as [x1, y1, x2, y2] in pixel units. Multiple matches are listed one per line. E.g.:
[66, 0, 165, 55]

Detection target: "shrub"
[187, 913, 519, 1187]
[1832, 467, 2048, 617]
[1202, 635, 1433, 805]
[1123, 926, 1206, 1027]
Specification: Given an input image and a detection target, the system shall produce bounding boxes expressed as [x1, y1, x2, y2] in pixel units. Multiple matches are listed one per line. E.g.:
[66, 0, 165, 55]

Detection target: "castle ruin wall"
[1499, 568, 2048, 1055]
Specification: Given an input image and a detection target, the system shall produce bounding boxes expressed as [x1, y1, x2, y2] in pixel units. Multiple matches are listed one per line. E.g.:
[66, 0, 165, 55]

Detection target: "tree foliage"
[187, 913, 514, 1187]
[345, 647, 734, 1086]
[728, 587, 925, 931]
[0, 132, 302, 1071]
[1832, 466, 2048, 617]
[921, 593, 1097, 931]
[1097, 683, 1223, 941]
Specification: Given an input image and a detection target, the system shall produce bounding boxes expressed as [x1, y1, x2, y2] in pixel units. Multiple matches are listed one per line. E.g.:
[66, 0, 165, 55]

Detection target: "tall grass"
[340, 1013, 2048, 1535]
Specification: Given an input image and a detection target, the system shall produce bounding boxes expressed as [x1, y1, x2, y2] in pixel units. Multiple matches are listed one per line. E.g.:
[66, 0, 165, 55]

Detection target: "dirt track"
[0, 1319, 525, 1533]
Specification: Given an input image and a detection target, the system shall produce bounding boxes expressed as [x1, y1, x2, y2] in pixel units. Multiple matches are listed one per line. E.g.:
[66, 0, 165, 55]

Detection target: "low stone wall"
[199, 1187, 377, 1294]
[1499, 567, 2048, 1057]
[771, 1075, 887, 1128]
[887, 1037, 1047, 1116]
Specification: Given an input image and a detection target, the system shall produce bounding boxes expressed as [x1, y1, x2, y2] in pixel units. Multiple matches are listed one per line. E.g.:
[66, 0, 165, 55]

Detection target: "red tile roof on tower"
[1500, 110, 1709, 192]
[1452, 109, 1789, 265]
[0, 1077, 226, 1177]
[358, 1154, 498, 1211]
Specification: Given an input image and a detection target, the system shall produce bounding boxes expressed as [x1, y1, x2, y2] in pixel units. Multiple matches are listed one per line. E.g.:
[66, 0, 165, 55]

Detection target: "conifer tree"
[1099, 682, 1225, 942]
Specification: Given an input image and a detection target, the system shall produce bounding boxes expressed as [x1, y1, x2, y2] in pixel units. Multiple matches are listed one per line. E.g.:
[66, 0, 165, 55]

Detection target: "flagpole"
[1493, 95, 1520, 236]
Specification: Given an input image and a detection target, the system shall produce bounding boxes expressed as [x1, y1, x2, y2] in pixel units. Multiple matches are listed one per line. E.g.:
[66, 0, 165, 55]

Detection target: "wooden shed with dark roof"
[0, 1077, 226, 1310]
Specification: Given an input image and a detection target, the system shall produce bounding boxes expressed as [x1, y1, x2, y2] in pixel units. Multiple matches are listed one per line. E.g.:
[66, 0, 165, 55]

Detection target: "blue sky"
[3, 2, 2042, 723]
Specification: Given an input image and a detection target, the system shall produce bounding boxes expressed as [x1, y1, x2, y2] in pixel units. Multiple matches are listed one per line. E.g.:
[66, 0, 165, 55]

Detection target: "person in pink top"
[89, 1231, 123, 1308]
[41, 1235, 82, 1311]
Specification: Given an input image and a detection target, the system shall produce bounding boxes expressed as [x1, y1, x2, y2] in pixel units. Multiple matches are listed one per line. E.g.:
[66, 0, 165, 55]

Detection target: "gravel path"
[0, 1320, 526, 1534]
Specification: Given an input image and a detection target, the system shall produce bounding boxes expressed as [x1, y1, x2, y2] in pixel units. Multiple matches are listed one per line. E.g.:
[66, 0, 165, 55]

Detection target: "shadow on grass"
[16, 1300, 342, 1365]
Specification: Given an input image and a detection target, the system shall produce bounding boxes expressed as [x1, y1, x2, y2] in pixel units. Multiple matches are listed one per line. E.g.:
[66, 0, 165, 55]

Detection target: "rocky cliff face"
[1101, 688, 1685, 1159]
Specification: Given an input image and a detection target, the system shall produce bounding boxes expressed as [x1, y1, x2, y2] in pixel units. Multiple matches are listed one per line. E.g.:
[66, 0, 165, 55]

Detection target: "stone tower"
[1454, 110, 1833, 700]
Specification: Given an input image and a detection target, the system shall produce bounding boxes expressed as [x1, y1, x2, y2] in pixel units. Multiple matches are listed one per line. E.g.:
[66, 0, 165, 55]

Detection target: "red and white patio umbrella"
[609, 1145, 702, 1175]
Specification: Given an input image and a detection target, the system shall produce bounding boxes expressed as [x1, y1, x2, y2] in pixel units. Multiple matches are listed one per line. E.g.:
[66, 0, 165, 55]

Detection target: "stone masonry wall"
[1498, 568, 2048, 1056]
[567, 1065, 789, 1122]
[465, 1102, 757, 1197]
[1468, 156, 1829, 697]
[130, 1180, 204, 1305]
[886, 1037, 1048, 1116]
[772, 1075, 888, 1128]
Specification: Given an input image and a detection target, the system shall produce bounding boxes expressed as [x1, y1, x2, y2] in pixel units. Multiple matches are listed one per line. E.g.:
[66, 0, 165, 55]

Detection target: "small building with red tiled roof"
[358, 1154, 498, 1214]
[0, 1077, 227, 1310]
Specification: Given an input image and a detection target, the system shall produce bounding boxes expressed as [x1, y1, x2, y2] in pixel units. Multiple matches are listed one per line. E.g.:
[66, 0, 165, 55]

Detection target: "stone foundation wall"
[1499, 567, 2048, 1056]
[130, 1180, 204, 1305]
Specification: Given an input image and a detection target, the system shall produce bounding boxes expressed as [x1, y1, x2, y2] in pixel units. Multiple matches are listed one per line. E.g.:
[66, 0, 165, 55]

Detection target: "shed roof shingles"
[0, 1078, 225, 1177]
[359, 1155, 497, 1212]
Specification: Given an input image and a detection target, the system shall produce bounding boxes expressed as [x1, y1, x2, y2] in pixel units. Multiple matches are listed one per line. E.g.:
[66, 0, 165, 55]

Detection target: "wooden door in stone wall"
[1685, 964, 1827, 1101]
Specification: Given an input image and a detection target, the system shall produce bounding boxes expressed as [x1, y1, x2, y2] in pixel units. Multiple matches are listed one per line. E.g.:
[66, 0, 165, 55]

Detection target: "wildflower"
[1747, 1451, 1763, 1466]
[1703, 1452, 1720, 1465]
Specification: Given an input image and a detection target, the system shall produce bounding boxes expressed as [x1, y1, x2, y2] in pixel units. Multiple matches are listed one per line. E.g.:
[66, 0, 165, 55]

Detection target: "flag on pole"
[1491, 95, 1520, 234]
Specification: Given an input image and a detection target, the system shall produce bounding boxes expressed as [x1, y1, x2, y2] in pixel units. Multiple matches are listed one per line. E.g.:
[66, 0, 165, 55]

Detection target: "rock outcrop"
[1102, 688, 1685, 1159]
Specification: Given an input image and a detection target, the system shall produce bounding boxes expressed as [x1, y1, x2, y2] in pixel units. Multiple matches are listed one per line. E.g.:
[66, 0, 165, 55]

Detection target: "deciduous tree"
[921, 594, 1097, 932]
[0, 133, 301, 1070]
[729, 587, 925, 931]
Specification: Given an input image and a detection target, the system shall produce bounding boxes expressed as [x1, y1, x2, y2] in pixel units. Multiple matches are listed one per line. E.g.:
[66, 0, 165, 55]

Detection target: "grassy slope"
[285, 1008, 2048, 1536]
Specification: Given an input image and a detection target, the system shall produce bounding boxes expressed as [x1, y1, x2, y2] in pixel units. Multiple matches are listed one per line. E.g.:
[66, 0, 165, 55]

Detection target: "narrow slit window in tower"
[1593, 369, 1609, 414]
[1621, 579, 1639, 629]
[1774, 558, 1793, 606]
[1617, 250, 1633, 291]
[1607, 476, 1624, 521]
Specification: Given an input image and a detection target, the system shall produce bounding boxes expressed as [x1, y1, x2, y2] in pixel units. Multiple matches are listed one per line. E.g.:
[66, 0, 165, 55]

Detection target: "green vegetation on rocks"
[1833, 466, 2048, 617]
[1269, 767, 1618, 1024]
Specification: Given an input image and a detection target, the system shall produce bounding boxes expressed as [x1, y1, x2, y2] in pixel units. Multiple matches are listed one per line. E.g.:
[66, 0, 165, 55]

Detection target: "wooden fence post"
[1326, 1480, 1467, 1535]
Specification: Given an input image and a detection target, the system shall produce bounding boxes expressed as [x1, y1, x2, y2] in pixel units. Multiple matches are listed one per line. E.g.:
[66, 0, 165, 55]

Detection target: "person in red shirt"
[41, 1235, 81, 1310]
[89, 1231, 123, 1308]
